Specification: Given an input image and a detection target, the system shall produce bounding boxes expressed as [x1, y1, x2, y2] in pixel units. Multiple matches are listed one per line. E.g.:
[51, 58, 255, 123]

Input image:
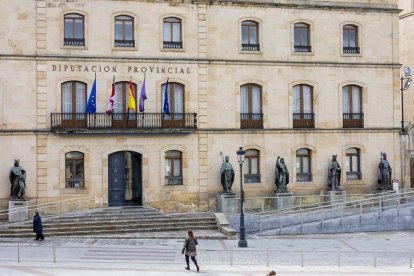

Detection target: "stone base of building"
[324, 190, 346, 205]
[271, 192, 293, 210]
[216, 192, 237, 214]
[8, 200, 28, 222]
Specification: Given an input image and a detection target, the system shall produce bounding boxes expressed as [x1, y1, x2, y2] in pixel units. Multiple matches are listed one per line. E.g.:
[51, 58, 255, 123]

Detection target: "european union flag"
[86, 76, 97, 114]
[163, 79, 170, 115]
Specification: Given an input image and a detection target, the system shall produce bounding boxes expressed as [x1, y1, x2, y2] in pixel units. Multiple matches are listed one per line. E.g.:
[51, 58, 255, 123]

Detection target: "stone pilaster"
[36, 0, 48, 197]
[197, 3, 209, 210]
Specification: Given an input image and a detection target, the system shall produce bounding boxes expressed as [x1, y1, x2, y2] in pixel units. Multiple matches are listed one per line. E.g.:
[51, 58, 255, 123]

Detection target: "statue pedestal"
[324, 190, 346, 205]
[271, 192, 293, 210]
[8, 200, 28, 222]
[216, 192, 237, 214]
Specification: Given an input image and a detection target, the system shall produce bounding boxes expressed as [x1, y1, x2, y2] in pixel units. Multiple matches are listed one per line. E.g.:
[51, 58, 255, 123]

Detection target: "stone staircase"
[0, 206, 223, 239]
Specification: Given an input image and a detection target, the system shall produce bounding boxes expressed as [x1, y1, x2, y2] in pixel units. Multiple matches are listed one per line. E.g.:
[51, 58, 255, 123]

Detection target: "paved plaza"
[0, 231, 413, 275]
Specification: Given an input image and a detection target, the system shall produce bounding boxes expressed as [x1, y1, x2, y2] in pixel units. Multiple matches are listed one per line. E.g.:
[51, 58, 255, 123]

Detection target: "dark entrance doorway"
[108, 151, 142, 207]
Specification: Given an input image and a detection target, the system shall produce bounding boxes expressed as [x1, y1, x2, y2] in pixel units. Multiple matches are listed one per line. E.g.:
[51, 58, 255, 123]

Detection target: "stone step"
[1, 221, 217, 233]
[0, 225, 219, 238]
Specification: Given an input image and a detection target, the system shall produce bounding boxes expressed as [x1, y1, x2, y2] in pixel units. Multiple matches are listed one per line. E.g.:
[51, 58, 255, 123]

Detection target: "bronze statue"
[275, 156, 289, 193]
[9, 159, 26, 200]
[220, 154, 234, 193]
[328, 155, 341, 190]
[377, 152, 392, 190]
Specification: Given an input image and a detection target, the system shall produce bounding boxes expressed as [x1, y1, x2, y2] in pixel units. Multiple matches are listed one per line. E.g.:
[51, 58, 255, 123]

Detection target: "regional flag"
[86, 75, 97, 114]
[106, 76, 115, 114]
[139, 77, 147, 112]
[162, 79, 170, 115]
[128, 79, 136, 111]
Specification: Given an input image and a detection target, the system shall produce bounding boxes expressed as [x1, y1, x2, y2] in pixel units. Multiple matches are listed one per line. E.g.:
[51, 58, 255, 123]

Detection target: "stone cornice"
[0, 54, 401, 69]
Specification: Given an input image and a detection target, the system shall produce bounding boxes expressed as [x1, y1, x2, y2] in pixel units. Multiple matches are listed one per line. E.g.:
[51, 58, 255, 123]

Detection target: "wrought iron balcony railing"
[296, 173, 312, 182]
[294, 45, 311, 52]
[163, 41, 183, 49]
[241, 43, 260, 51]
[244, 174, 261, 183]
[343, 47, 360, 54]
[346, 171, 362, 180]
[65, 178, 84, 188]
[165, 176, 183, 185]
[343, 113, 364, 128]
[240, 113, 263, 129]
[51, 113, 197, 130]
[114, 39, 135, 47]
[293, 113, 315, 128]
[64, 38, 85, 46]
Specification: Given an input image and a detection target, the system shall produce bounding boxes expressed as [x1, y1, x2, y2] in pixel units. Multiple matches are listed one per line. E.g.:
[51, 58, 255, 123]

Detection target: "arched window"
[244, 149, 260, 183]
[241, 20, 260, 51]
[296, 148, 312, 182]
[115, 15, 134, 47]
[346, 148, 361, 180]
[163, 17, 182, 48]
[61, 81, 87, 127]
[294, 23, 310, 52]
[165, 150, 183, 185]
[342, 85, 363, 128]
[112, 81, 137, 128]
[240, 84, 263, 129]
[65, 151, 84, 188]
[64, 13, 85, 46]
[161, 82, 185, 127]
[293, 84, 314, 128]
[343, 24, 359, 54]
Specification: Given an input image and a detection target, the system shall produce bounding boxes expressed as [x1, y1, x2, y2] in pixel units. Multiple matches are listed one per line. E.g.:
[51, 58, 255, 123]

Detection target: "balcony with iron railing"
[240, 113, 263, 129]
[293, 113, 314, 128]
[165, 176, 183, 185]
[343, 113, 364, 128]
[294, 45, 311, 52]
[114, 40, 135, 47]
[241, 44, 260, 51]
[64, 38, 85, 46]
[163, 41, 183, 49]
[296, 173, 312, 182]
[346, 171, 362, 180]
[65, 178, 84, 189]
[51, 113, 197, 130]
[343, 47, 360, 54]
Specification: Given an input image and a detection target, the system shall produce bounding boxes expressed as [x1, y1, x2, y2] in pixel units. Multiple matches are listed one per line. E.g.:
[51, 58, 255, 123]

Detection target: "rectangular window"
[64, 13, 85, 46]
[65, 152, 84, 188]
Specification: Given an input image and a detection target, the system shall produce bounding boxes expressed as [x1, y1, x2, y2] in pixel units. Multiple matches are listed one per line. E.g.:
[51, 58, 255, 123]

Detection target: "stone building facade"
[0, 0, 402, 212]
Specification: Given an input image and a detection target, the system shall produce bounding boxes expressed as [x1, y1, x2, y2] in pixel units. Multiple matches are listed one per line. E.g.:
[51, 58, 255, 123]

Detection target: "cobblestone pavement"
[0, 231, 413, 275]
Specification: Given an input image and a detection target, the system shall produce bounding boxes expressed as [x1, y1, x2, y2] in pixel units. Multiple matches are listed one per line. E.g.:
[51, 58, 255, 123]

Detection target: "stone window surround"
[291, 19, 314, 56]
[239, 17, 263, 54]
[60, 10, 88, 50]
[111, 12, 139, 51]
[160, 14, 186, 52]
[161, 145, 188, 191]
[59, 146, 90, 194]
[340, 21, 362, 57]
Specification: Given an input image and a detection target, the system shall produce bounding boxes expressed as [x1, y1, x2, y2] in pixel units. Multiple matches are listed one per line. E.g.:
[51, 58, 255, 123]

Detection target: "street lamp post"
[401, 66, 412, 132]
[237, 146, 248, 248]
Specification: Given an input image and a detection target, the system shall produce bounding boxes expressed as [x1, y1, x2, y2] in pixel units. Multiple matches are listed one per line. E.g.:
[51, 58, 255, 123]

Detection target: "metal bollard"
[410, 250, 412, 269]
[17, 243, 20, 263]
[300, 251, 304, 267]
[230, 248, 233, 266]
[374, 252, 377, 268]
[53, 243, 56, 263]
[337, 249, 340, 267]
[266, 248, 269, 267]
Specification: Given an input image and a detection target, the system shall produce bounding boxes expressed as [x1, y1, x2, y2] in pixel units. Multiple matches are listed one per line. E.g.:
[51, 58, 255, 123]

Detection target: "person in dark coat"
[182, 230, 199, 272]
[33, 211, 44, 241]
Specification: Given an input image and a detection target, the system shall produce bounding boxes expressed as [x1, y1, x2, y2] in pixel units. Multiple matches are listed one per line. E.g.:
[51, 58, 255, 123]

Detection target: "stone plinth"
[216, 192, 237, 214]
[324, 190, 346, 205]
[8, 200, 28, 222]
[271, 192, 293, 210]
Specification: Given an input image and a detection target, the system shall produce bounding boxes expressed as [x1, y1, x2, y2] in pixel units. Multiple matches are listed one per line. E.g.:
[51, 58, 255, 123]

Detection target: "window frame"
[346, 148, 361, 180]
[61, 81, 87, 114]
[241, 20, 260, 51]
[165, 150, 183, 185]
[114, 15, 135, 47]
[296, 148, 312, 182]
[244, 149, 261, 183]
[292, 84, 314, 128]
[65, 151, 85, 188]
[342, 24, 360, 54]
[293, 22, 311, 52]
[342, 85, 364, 128]
[163, 17, 183, 49]
[114, 81, 137, 113]
[64, 13, 85, 46]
